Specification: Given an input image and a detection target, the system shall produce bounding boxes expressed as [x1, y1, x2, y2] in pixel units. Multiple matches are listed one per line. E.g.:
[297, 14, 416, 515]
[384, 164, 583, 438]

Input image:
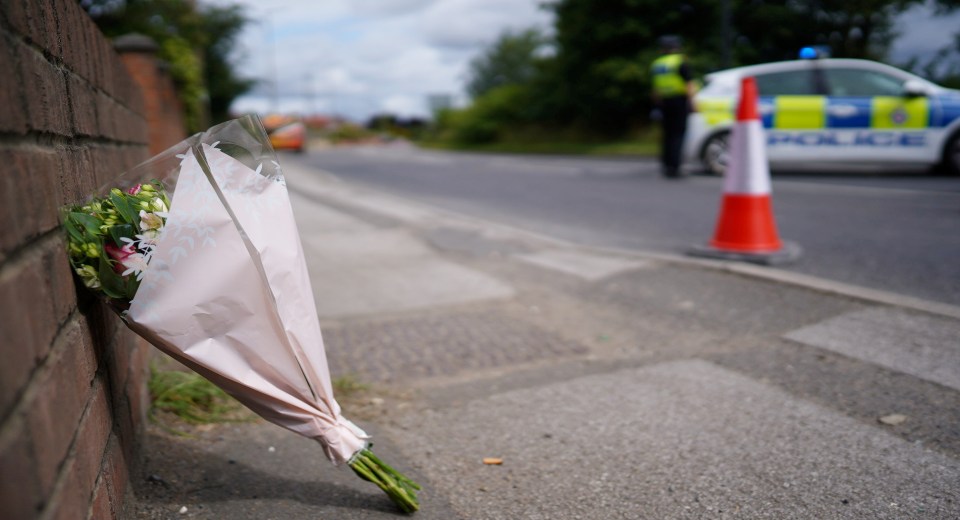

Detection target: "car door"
[753, 66, 826, 163]
[821, 66, 938, 163]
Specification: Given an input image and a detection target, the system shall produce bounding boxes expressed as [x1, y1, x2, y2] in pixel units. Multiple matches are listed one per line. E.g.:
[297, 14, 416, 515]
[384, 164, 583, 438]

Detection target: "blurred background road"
[299, 145, 960, 305]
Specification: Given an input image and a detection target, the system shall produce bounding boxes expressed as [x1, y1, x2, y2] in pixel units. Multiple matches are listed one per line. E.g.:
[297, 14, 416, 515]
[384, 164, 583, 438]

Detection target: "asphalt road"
[300, 145, 960, 305]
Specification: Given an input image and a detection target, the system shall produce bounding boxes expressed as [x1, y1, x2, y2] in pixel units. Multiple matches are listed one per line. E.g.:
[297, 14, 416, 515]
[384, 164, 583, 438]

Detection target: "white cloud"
[891, 3, 960, 62]
[380, 94, 423, 115]
[225, 0, 552, 121]
[418, 0, 550, 49]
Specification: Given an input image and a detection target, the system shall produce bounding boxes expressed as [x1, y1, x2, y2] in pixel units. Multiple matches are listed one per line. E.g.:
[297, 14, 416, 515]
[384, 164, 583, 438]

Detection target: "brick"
[44, 240, 78, 328]
[36, 0, 61, 58]
[0, 419, 44, 518]
[57, 145, 97, 206]
[0, 148, 60, 256]
[66, 382, 112, 510]
[77, 294, 121, 362]
[68, 74, 98, 137]
[106, 332, 131, 419]
[46, 382, 111, 520]
[0, 34, 29, 134]
[48, 469, 90, 520]
[26, 320, 97, 496]
[113, 53, 147, 117]
[87, 473, 112, 520]
[54, 0, 87, 82]
[94, 94, 118, 141]
[101, 436, 129, 517]
[17, 47, 71, 136]
[2, 0, 58, 55]
[54, 0, 105, 84]
[0, 248, 59, 418]
[93, 33, 116, 96]
[112, 394, 136, 467]
[125, 339, 151, 427]
[89, 145, 124, 189]
[123, 146, 149, 172]
[114, 56, 145, 116]
[119, 107, 149, 144]
[2, 1, 34, 39]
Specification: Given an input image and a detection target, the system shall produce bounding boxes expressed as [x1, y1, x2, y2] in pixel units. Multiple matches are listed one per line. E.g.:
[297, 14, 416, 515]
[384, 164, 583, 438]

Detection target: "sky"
[219, 0, 960, 123]
[220, 0, 553, 122]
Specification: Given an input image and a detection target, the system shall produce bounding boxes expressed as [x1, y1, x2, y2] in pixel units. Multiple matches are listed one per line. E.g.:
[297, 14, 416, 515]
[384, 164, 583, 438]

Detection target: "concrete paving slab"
[289, 191, 379, 236]
[784, 307, 960, 391]
[515, 249, 651, 281]
[133, 421, 461, 519]
[388, 359, 960, 519]
[301, 228, 514, 318]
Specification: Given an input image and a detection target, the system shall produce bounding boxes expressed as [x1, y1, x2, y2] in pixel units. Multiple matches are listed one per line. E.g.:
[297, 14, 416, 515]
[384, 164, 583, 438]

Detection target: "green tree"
[198, 4, 256, 124]
[542, 0, 726, 135]
[82, 0, 254, 132]
[466, 29, 545, 98]
[535, 0, 959, 134]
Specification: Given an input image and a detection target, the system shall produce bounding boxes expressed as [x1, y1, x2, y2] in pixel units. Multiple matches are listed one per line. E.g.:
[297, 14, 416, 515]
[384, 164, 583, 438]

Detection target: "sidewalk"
[133, 156, 960, 519]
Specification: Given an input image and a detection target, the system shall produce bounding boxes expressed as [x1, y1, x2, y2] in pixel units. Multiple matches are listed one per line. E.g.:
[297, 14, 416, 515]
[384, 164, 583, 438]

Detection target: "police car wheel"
[700, 131, 730, 176]
[942, 132, 960, 176]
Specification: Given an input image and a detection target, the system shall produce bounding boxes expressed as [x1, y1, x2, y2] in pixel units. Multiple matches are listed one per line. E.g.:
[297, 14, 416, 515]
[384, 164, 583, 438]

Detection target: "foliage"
[326, 122, 377, 143]
[435, 0, 960, 149]
[899, 28, 960, 89]
[82, 0, 254, 132]
[447, 84, 539, 144]
[365, 114, 428, 140]
[466, 29, 546, 98]
[63, 182, 170, 305]
[148, 367, 251, 432]
[197, 4, 257, 124]
[159, 36, 206, 132]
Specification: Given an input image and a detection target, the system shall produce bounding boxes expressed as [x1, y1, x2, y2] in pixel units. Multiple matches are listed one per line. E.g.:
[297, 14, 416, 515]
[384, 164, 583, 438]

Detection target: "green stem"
[348, 449, 421, 513]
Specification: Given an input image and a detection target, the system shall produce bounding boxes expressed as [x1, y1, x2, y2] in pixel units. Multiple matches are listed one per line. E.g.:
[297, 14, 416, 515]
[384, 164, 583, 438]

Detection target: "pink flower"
[104, 243, 137, 274]
[127, 184, 142, 195]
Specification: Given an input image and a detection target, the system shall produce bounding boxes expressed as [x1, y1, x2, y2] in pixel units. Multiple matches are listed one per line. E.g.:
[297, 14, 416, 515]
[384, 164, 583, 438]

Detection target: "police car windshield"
[755, 70, 817, 96]
[823, 69, 903, 97]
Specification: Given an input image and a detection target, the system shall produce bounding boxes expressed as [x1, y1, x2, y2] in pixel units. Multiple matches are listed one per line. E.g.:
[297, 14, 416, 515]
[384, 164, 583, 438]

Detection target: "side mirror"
[902, 80, 929, 97]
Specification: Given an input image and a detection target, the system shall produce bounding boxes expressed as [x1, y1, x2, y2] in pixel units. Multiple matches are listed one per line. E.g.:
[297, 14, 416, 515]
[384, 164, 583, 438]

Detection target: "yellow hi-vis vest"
[651, 54, 687, 97]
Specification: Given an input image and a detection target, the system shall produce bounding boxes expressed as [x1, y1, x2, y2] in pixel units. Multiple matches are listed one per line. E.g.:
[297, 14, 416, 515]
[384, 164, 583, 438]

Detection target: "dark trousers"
[659, 96, 690, 176]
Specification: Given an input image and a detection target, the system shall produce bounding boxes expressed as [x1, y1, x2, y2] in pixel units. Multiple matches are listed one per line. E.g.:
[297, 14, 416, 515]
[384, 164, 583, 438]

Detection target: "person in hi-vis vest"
[651, 35, 697, 178]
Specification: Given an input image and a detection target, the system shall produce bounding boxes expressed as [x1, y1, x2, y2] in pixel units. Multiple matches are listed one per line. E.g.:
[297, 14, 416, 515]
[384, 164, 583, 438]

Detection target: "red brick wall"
[117, 39, 188, 155]
[0, 2, 156, 519]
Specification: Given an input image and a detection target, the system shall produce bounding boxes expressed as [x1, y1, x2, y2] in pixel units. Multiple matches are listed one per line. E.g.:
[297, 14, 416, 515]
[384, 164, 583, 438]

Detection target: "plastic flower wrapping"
[61, 115, 421, 513]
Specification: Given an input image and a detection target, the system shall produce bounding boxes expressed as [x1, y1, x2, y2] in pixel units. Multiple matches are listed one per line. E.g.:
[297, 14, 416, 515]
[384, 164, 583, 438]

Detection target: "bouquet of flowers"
[61, 115, 421, 513]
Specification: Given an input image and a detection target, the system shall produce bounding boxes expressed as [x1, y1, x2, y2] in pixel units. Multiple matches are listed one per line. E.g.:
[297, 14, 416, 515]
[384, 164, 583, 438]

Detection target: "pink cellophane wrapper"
[123, 132, 367, 465]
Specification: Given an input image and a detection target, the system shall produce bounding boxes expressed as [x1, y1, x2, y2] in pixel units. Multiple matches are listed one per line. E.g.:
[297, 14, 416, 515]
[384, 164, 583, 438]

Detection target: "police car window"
[753, 70, 816, 96]
[824, 69, 903, 97]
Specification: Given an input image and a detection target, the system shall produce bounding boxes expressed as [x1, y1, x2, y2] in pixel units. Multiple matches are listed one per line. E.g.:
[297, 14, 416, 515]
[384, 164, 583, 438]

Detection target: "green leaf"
[69, 212, 102, 238]
[98, 255, 126, 300]
[109, 193, 140, 225]
[63, 218, 85, 243]
[108, 224, 136, 248]
[125, 272, 140, 299]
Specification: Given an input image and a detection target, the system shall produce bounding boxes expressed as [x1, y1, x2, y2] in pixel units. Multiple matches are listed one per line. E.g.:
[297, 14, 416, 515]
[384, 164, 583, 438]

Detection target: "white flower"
[151, 197, 168, 213]
[120, 252, 150, 281]
[140, 210, 164, 231]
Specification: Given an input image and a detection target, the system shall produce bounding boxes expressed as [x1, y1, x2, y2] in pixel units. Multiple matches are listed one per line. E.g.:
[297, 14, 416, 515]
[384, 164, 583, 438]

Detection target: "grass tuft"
[148, 367, 252, 434]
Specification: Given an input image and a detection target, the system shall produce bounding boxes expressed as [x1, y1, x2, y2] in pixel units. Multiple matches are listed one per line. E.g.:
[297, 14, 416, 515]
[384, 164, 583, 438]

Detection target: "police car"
[685, 55, 960, 175]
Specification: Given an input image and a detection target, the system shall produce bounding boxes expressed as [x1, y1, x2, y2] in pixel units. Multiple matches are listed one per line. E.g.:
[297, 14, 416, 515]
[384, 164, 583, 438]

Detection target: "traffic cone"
[689, 76, 800, 265]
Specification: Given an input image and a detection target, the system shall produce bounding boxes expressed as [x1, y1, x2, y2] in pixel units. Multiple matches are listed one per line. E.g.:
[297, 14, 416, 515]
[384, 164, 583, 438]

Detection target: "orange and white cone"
[689, 76, 800, 264]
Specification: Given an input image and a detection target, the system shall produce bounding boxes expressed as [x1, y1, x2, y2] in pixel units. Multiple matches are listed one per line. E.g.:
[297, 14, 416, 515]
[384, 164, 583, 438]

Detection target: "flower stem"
[349, 448, 421, 513]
